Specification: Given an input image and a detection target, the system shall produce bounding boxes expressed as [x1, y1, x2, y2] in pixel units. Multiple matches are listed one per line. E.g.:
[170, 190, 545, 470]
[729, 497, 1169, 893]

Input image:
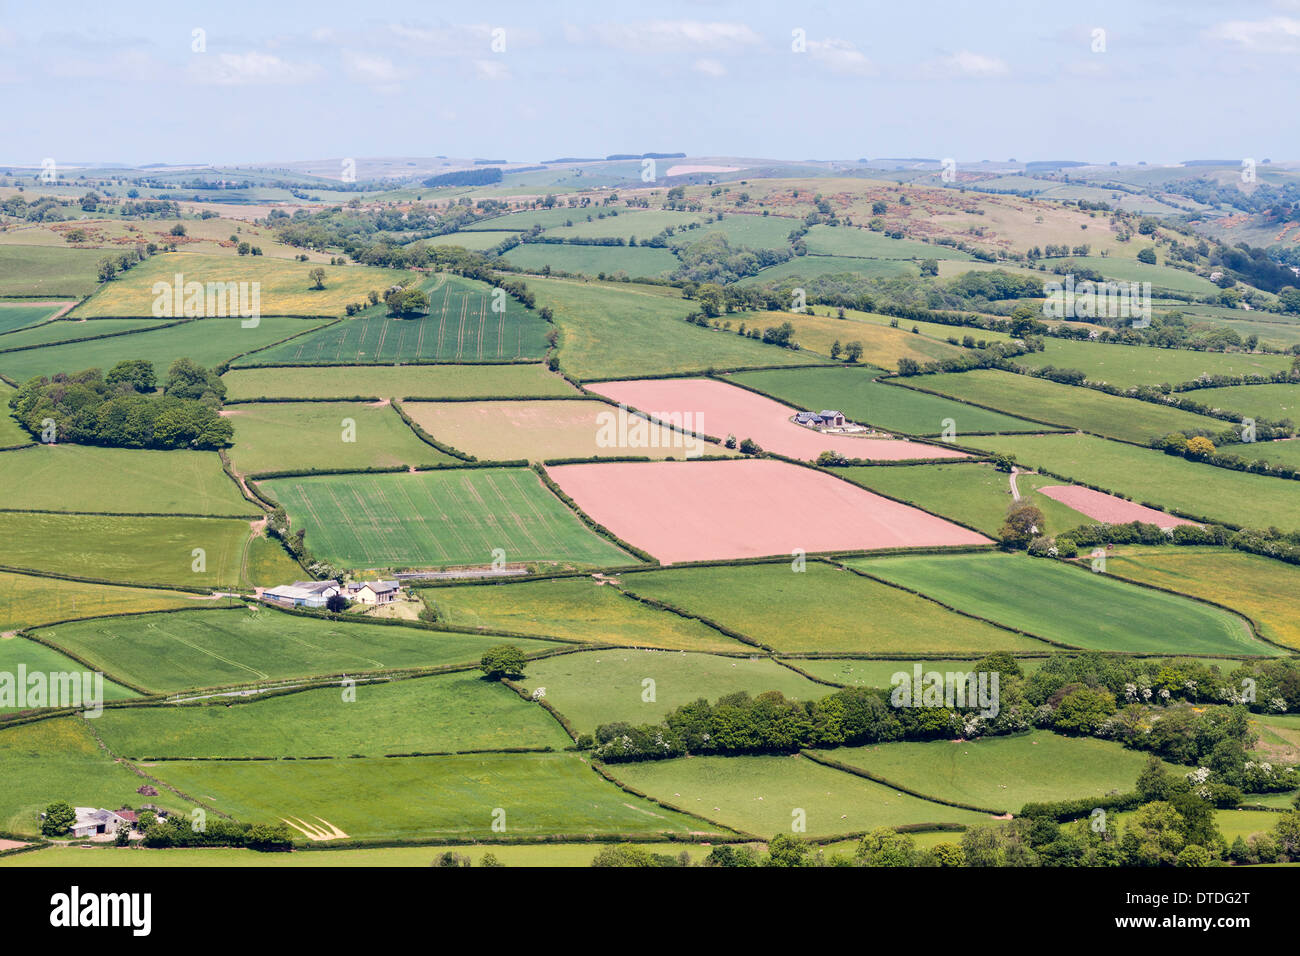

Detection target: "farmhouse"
[70, 807, 132, 838]
[345, 580, 403, 606]
[794, 409, 847, 428]
[264, 580, 341, 608]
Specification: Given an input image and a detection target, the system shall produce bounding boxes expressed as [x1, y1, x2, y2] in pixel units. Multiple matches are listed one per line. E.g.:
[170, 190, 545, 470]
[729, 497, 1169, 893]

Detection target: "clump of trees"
[385, 285, 431, 317]
[480, 644, 527, 680]
[9, 358, 232, 450]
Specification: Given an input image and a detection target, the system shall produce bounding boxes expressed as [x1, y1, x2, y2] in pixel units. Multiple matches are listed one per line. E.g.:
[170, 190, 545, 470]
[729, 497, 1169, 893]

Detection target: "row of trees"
[590, 652, 1300, 796]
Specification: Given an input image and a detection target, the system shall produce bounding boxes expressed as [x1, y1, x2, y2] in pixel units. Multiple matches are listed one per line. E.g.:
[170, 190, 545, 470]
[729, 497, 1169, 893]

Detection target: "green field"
[0, 382, 30, 446]
[0, 445, 252, 515]
[93, 672, 572, 758]
[527, 276, 813, 380]
[418, 231, 513, 252]
[738, 255, 916, 285]
[1102, 546, 1300, 651]
[0, 718, 195, 837]
[503, 243, 680, 278]
[0, 302, 68, 335]
[235, 275, 549, 364]
[522, 649, 825, 732]
[1185, 384, 1300, 424]
[792, 657, 1046, 687]
[0, 512, 295, 588]
[729, 366, 1041, 436]
[0, 318, 167, 352]
[666, 216, 804, 251]
[226, 401, 452, 474]
[613, 754, 991, 838]
[911, 369, 1229, 444]
[817, 731, 1181, 814]
[619, 562, 1049, 654]
[147, 752, 711, 841]
[260, 466, 631, 571]
[32, 607, 565, 694]
[1218, 440, 1300, 469]
[541, 210, 703, 241]
[969, 433, 1300, 530]
[0, 568, 238, 633]
[462, 209, 605, 231]
[1068, 256, 1222, 295]
[817, 306, 1014, 344]
[802, 225, 974, 260]
[222, 363, 578, 400]
[0, 635, 138, 709]
[70, 253, 411, 318]
[418, 576, 744, 651]
[0, 246, 104, 297]
[851, 551, 1275, 655]
[733, 310, 963, 369]
[0, 316, 329, 383]
[1016, 338, 1293, 389]
[834, 462, 1095, 537]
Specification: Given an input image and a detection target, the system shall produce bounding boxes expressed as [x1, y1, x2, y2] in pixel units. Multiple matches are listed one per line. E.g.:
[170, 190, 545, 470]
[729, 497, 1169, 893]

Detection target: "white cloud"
[578, 20, 762, 52]
[925, 50, 1009, 78]
[693, 57, 726, 77]
[1208, 17, 1300, 53]
[344, 51, 401, 93]
[807, 38, 877, 76]
[473, 58, 510, 81]
[191, 51, 322, 86]
[47, 49, 163, 82]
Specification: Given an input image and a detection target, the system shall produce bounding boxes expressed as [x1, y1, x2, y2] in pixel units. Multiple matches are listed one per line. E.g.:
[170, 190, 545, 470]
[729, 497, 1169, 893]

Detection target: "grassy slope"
[852, 551, 1275, 656]
[0, 245, 104, 297]
[526, 276, 814, 380]
[0, 718, 196, 836]
[1016, 339, 1293, 389]
[259, 467, 631, 570]
[70, 253, 410, 318]
[835, 462, 1093, 537]
[0, 317, 328, 383]
[619, 561, 1049, 655]
[32, 608, 566, 694]
[0, 512, 304, 589]
[147, 752, 710, 841]
[913, 369, 1229, 444]
[968, 433, 1300, 530]
[93, 672, 572, 758]
[1102, 546, 1300, 651]
[522, 649, 825, 732]
[226, 401, 451, 474]
[221, 363, 579, 400]
[614, 754, 991, 838]
[818, 731, 1183, 814]
[729, 366, 1039, 435]
[418, 576, 744, 651]
[0, 445, 251, 515]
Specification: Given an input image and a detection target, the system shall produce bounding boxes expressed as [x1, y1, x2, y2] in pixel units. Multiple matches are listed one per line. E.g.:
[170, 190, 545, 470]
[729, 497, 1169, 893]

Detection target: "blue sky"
[3, 0, 1299, 166]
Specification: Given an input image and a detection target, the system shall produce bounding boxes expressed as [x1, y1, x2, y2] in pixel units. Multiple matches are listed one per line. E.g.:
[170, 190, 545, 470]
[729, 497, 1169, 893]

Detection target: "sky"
[2, 0, 1299, 168]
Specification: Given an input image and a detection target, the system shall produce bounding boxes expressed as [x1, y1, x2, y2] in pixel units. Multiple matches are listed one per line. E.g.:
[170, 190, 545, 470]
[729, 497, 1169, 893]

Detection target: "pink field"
[547, 459, 989, 564]
[586, 378, 966, 462]
[1038, 485, 1197, 529]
